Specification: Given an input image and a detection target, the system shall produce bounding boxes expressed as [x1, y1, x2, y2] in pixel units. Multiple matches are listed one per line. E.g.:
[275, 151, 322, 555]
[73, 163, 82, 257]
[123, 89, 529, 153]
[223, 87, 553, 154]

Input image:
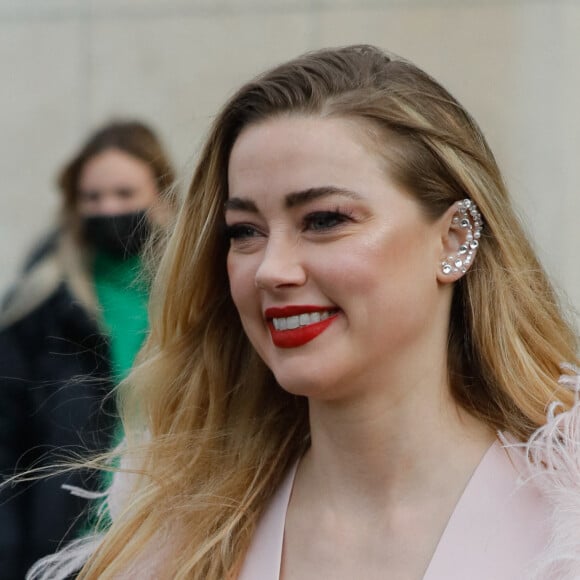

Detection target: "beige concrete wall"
[1, 0, 579, 322]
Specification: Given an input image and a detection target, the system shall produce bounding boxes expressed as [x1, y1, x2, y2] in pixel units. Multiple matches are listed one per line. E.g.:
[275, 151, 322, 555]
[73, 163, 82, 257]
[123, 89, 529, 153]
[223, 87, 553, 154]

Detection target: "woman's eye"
[79, 190, 101, 203]
[303, 211, 350, 231]
[225, 224, 261, 241]
[117, 187, 136, 199]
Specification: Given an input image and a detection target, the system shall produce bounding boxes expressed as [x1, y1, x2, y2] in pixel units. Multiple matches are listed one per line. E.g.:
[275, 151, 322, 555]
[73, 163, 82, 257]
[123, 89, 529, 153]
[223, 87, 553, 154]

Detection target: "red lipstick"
[264, 305, 339, 349]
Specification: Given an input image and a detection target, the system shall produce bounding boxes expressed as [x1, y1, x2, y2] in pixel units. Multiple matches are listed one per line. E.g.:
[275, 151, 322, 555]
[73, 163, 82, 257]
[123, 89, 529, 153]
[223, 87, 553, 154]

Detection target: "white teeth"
[271, 310, 335, 331]
[287, 316, 300, 329]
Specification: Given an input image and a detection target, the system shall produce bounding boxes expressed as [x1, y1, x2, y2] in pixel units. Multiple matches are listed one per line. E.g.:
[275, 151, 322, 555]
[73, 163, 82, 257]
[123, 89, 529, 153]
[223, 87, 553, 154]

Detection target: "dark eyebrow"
[224, 198, 258, 212]
[285, 186, 362, 208]
[225, 186, 361, 213]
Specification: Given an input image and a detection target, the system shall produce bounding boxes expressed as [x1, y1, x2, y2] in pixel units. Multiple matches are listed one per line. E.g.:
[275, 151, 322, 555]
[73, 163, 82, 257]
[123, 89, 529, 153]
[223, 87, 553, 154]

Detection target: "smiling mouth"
[265, 308, 340, 348]
[271, 310, 337, 331]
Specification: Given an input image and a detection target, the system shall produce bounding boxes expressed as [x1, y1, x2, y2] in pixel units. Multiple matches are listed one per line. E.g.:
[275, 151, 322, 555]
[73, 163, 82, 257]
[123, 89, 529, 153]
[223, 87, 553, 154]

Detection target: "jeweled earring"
[441, 199, 483, 276]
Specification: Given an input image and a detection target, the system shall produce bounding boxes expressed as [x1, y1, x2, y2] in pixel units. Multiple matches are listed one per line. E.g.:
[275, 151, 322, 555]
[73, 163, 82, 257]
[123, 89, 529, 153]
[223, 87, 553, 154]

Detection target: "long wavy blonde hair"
[78, 45, 578, 578]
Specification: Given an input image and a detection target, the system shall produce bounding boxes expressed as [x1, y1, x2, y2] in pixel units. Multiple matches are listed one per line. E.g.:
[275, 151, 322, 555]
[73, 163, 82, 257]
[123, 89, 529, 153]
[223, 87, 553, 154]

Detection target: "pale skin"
[226, 114, 495, 579]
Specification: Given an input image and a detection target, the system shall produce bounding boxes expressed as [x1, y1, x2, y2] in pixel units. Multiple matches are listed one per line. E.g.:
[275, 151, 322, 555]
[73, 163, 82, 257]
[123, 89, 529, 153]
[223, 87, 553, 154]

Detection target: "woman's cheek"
[227, 257, 258, 314]
[226, 257, 246, 308]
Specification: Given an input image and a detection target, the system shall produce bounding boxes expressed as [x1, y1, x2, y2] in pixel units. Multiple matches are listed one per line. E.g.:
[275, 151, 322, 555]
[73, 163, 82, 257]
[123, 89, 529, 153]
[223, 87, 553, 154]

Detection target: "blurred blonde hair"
[78, 45, 578, 578]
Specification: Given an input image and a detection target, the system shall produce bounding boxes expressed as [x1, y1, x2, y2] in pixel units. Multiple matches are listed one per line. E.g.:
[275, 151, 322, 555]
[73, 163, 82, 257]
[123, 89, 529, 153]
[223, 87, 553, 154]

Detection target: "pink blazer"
[238, 442, 550, 580]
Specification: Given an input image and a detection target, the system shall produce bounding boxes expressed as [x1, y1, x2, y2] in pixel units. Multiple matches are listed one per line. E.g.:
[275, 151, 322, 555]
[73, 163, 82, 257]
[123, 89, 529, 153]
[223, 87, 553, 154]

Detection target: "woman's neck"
[301, 363, 495, 511]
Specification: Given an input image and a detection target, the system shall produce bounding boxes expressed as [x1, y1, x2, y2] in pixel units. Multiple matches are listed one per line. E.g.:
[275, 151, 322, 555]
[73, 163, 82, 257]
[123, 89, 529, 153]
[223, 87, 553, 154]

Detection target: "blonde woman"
[30, 46, 580, 579]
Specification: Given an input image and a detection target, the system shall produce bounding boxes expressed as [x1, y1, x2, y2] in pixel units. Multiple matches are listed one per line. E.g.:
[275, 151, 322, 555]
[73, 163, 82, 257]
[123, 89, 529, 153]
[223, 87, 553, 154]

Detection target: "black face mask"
[82, 210, 151, 259]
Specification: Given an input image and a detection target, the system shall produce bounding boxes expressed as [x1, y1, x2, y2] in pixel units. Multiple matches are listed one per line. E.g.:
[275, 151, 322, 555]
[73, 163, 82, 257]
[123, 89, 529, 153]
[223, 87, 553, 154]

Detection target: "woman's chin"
[275, 371, 343, 401]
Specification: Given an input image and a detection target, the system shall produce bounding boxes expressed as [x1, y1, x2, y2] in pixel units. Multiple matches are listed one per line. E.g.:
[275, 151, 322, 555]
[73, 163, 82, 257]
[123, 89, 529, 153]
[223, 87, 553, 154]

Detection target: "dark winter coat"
[0, 232, 117, 580]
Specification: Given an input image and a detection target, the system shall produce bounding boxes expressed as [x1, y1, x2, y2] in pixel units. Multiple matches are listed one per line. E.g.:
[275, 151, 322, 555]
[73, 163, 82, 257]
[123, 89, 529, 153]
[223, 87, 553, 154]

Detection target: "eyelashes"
[225, 208, 355, 242]
[302, 210, 354, 232]
[224, 223, 262, 241]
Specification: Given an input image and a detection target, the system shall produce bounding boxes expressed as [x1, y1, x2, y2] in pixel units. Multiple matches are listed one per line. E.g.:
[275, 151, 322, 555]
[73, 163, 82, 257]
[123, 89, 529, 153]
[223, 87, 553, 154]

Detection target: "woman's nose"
[254, 236, 307, 290]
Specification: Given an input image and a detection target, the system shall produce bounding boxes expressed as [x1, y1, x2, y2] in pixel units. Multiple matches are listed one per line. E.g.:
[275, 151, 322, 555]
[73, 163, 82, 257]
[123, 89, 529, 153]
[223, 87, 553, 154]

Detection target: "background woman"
[32, 47, 580, 579]
[0, 120, 175, 579]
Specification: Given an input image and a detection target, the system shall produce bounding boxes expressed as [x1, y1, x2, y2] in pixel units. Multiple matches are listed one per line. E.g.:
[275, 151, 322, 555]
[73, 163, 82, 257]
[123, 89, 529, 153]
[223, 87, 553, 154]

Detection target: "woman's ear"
[437, 199, 483, 284]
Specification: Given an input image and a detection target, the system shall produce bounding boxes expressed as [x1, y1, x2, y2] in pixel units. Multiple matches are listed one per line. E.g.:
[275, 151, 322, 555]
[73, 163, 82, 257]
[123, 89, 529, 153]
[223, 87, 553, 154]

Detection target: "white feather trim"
[25, 534, 103, 580]
[60, 484, 108, 500]
[519, 364, 580, 580]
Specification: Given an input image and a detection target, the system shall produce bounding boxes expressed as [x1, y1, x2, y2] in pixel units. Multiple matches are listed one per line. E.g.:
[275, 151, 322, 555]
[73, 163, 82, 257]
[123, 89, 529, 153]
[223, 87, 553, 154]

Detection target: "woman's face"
[226, 115, 451, 400]
[77, 148, 159, 217]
